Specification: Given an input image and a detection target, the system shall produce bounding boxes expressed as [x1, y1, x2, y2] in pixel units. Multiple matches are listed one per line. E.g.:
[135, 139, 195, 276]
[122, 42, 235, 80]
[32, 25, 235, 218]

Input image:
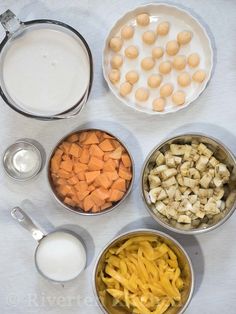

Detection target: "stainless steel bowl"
[141, 133, 236, 234]
[48, 128, 134, 215]
[93, 229, 194, 314]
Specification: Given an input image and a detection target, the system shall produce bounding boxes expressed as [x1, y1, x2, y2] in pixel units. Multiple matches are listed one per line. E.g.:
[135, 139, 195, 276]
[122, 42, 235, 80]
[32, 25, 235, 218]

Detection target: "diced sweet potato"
[94, 174, 112, 189]
[74, 162, 88, 173]
[51, 155, 61, 173]
[69, 143, 82, 158]
[99, 139, 114, 152]
[85, 171, 100, 184]
[50, 130, 132, 213]
[64, 197, 76, 207]
[77, 200, 84, 209]
[119, 168, 132, 181]
[121, 153, 132, 167]
[71, 192, 79, 201]
[111, 140, 122, 149]
[80, 148, 90, 164]
[54, 148, 64, 157]
[75, 181, 88, 193]
[111, 178, 126, 191]
[60, 159, 73, 172]
[92, 204, 100, 213]
[67, 133, 80, 143]
[103, 153, 110, 161]
[101, 202, 112, 210]
[83, 195, 94, 212]
[90, 190, 106, 206]
[62, 154, 70, 161]
[95, 131, 103, 139]
[88, 185, 96, 192]
[57, 178, 67, 186]
[83, 131, 99, 145]
[109, 189, 124, 202]
[78, 172, 86, 181]
[104, 170, 119, 181]
[102, 133, 114, 139]
[67, 176, 79, 185]
[88, 156, 104, 171]
[60, 142, 71, 154]
[89, 144, 104, 159]
[103, 159, 117, 171]
[77, 190, 90, 201]
[57, 169, 72, 179]
[109, 147, 123, 160]
[79, 131, 88, 143]
[58, 184, 73, 197]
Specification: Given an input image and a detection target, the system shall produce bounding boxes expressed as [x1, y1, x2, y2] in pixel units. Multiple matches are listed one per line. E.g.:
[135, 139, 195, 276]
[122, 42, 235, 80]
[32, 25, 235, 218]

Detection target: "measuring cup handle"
[0, 10, 22, 35]
[11, 207, 45, 242]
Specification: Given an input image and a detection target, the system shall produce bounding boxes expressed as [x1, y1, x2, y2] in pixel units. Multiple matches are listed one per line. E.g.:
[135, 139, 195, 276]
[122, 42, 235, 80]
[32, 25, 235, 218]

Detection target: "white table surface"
[0, 0, 236, 313]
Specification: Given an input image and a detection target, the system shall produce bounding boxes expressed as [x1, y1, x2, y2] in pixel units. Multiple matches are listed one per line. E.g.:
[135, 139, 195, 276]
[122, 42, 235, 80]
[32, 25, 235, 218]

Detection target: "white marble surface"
[0, 0, 236, 313]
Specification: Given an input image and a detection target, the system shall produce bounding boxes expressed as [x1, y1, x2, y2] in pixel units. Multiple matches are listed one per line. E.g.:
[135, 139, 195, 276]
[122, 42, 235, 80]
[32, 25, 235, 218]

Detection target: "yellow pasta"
[99, 236, 184, 314]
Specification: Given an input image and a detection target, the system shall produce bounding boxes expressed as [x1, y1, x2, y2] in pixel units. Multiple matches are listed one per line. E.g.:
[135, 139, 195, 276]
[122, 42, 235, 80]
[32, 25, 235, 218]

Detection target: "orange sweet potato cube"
[85, 171, 100, 184]
[99, 139, 114, 152]
[109, 189, 124, 202]
[121, 153, 132, 168]
[60, 159, 73, 172]
[69, 143, 82, 158]
[88, 156, 104, 171]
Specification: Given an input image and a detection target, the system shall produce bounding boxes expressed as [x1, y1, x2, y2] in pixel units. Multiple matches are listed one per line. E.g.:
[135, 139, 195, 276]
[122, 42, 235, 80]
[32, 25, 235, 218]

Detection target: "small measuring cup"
[11, 207, 87, 283]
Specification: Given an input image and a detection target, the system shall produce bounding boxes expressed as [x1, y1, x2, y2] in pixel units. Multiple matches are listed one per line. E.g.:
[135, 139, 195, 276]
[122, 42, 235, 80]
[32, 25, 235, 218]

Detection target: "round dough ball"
[119, 82, 132, 96]
[121, 25, 134, 40]
[111, 54, 123, 69]
[172, 91, 186, 106]
[125, 70, 139, 84]
[136, 13, 150, 26]
[166, 40, 180, 56]
[192, 70, 206, 83]
[177, 72, 191, 87]
[173, 55, 186, 71]
[152, 97, 166, 112]
[159, 61, 172, 74]
[160, 83, 174, 97]
[135, 87, 149, 102]
[141, 57, 155, 71]
[142, 31, 156, 45]
[109, 37, 123, 52]
[188, 53, 200, 68]
[156, 21, 170, 36]
[147, 74, 162, 88]
[125, 45, 139, 59]
[177, 31, 192, 45]
[152, 47, 164, 59]
[108, 69, 120, 84]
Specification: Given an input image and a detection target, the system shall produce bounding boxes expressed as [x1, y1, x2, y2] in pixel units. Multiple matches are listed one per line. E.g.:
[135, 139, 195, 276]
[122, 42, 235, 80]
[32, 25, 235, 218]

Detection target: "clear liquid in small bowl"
[3, 141, 42, 180]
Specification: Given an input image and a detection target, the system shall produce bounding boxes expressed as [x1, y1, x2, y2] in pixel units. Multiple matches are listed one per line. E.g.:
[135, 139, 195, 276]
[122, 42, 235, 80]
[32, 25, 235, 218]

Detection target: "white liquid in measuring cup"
[2, 28, 90, 116]
[36, 231, 86, 282]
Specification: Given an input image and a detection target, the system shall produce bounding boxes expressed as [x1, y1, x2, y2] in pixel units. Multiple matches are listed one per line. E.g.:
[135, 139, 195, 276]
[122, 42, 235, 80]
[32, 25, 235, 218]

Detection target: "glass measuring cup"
[0, 10, 93, 120]
[11, 207, 87, 282]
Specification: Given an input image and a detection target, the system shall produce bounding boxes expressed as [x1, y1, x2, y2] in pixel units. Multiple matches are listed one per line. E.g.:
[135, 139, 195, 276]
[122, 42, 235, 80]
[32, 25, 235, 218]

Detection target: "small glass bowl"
[3, 140, 42, 181]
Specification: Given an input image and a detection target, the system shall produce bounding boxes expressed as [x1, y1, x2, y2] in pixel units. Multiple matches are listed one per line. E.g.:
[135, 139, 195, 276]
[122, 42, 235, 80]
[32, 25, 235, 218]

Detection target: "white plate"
[103, 3, 214, 115]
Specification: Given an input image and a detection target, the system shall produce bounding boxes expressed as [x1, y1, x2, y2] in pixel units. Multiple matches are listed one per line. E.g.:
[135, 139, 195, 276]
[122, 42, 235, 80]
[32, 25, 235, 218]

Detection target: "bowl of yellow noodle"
[93, 229, 194, 314]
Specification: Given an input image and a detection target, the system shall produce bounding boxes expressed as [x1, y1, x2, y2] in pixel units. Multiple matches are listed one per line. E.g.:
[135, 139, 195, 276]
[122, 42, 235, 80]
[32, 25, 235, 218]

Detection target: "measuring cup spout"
[11, 207, 45, 242]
